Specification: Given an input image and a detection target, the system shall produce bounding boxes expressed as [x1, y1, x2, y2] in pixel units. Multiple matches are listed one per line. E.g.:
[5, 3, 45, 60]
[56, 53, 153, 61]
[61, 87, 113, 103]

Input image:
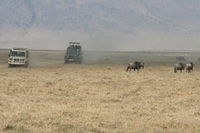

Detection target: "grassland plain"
[1, 50, 200, 133]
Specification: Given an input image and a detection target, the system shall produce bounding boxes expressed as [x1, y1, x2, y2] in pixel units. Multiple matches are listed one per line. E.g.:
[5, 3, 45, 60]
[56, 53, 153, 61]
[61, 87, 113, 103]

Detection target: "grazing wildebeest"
[174, 62, 185, 73]
[126, 61, 144, 73]
[185, 62, 194, 73]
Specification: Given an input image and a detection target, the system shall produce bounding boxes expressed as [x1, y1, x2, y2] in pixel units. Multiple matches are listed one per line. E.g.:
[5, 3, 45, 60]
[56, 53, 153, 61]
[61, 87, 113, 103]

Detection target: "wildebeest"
[174, 62, 185, 73]
[126, 61, 144, 73]
[185, 62, 194, 73]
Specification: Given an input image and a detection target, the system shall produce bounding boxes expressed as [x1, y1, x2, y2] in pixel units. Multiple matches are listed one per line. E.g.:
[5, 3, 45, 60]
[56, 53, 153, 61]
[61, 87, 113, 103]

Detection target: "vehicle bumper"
[65, 58, 79, 62]
[8, 61, 26, 65]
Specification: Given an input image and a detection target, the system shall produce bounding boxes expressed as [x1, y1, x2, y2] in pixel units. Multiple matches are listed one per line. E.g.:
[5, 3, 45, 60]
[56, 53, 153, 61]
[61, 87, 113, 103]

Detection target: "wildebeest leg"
[126, 66, 130, 72]
[174, 66, 177, 73]
[129, 66, 134, 72]
[137, 69, 139, 73]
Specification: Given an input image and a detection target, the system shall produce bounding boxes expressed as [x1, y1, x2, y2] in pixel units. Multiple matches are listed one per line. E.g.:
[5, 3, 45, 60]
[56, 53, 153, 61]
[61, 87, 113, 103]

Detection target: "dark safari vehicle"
[64, 42, 83, 64]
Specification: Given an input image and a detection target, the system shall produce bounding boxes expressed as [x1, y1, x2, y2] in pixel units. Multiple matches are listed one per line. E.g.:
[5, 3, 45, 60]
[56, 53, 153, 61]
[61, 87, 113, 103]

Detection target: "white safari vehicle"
[8, 48, 29, 68]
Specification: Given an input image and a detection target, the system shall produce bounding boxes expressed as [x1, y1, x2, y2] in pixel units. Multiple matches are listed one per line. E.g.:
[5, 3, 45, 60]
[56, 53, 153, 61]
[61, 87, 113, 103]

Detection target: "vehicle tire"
[8, 64, 12, 68]
[24, 62, 28, 68]
[76, 60, 81, 64]
[64, 60, 69, 64]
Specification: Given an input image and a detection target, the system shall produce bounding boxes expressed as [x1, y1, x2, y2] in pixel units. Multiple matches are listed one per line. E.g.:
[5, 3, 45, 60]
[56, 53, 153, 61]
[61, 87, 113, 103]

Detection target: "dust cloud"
[2, 49, 200, 68]
[28, 51, 65, 67]
[29, 50, 117, 67]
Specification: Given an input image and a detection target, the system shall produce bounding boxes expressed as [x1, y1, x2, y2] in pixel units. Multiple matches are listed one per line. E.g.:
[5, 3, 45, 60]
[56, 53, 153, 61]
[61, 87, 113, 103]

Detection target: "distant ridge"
[0, 0, 200, 51]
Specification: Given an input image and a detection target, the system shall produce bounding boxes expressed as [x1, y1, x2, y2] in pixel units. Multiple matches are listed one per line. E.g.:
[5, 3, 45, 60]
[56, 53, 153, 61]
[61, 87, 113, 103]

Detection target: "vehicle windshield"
[67, 48, 80, 54]
[11, 51, 25, 57]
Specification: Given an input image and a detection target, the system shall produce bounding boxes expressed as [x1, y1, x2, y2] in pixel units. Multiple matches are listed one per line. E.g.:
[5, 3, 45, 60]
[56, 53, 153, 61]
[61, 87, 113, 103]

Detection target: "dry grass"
[1, 50, 200, 133]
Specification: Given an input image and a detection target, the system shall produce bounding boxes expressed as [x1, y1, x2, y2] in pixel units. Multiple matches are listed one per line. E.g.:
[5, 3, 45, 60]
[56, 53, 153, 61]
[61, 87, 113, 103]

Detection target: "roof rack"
[13, 48, 27, 50]
[69, 42, 80, 44]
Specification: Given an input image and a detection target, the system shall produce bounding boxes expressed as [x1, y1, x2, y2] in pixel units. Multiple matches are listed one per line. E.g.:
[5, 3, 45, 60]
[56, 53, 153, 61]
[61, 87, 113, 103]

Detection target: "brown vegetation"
[1, 50, 200, 132]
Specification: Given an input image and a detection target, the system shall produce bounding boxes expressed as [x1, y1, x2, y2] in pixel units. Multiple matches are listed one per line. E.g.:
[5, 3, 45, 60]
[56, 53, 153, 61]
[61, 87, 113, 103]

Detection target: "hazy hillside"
[1, 0, 200, 51]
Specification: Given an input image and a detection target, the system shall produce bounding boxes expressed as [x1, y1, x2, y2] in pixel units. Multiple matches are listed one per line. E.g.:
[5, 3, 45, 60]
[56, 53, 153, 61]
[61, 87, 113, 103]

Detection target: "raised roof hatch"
[69, 42, 80, 46]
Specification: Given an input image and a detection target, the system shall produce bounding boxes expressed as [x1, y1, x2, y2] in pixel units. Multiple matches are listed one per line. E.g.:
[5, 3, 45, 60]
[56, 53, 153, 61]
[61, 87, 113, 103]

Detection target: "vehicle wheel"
[8, 64, 12, 68]
[24, 62, 28, 68]
[64, 60, 67, 64]
[76, 60, 81, 64]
